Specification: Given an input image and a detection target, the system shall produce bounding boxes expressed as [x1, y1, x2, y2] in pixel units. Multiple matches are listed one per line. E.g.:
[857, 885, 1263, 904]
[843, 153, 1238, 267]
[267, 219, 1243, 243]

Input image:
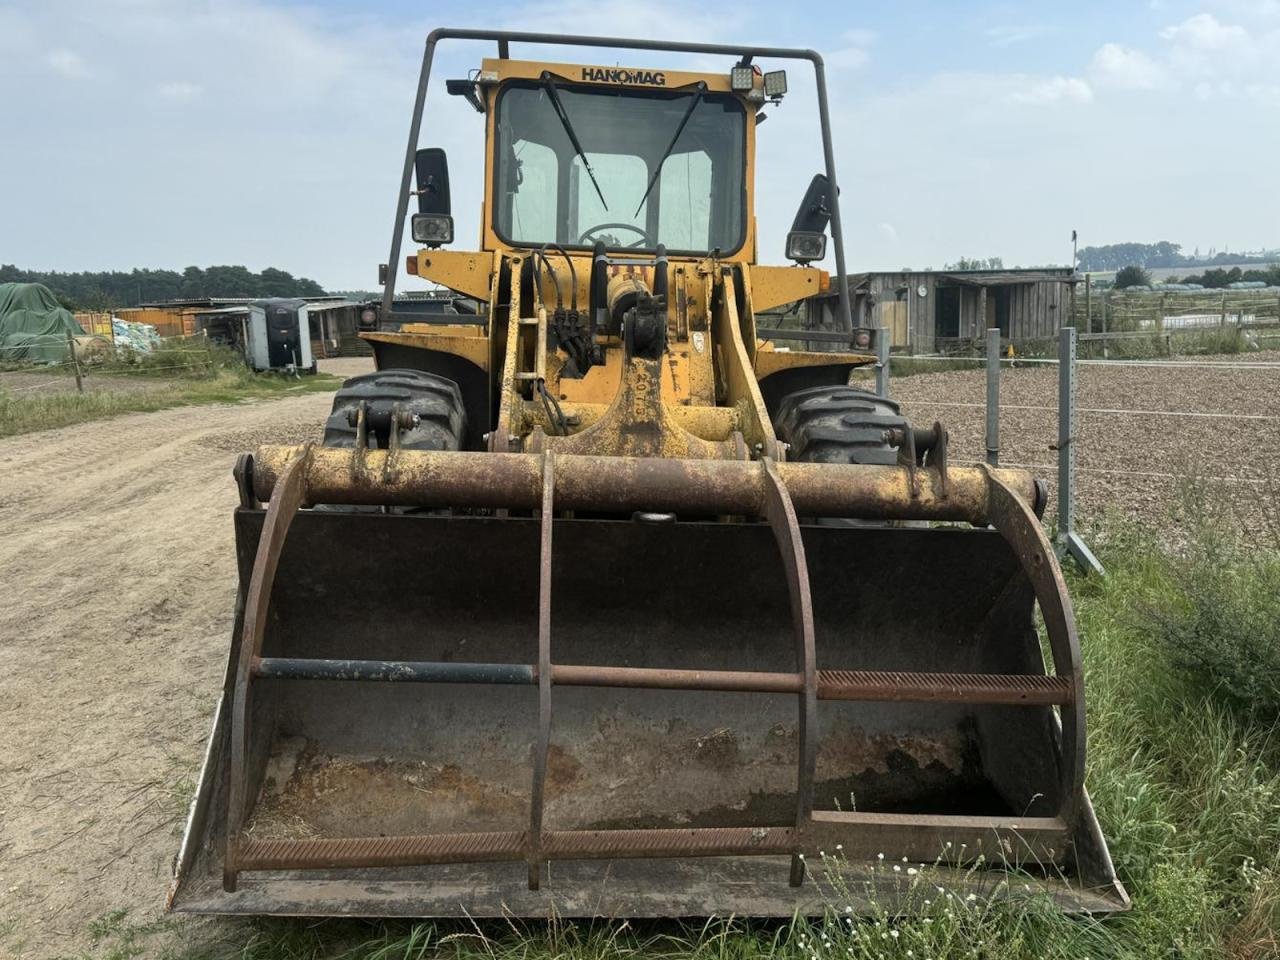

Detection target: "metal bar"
[252, 658, 533, 684]
[984, 466, 1084, 825]
[986, 326, 1000, 466]
[1057, 326, 1075, 541]
[252, 446, 1040, 525]
[241, 657, 1078, 705]
[554, 663, 797, 693]
[818, 670, 1071, 705]
[761, 459, 817, 886]
[811, 55, 853, 332]
[1066, 530, 1105, 577]
[527, 453, 554, 890]
[756, 328, 859, 344]
[382, 33, 437, 316]
[233, 816, 1071, 873]
[875, 326, 890, 398]
[224, 447, 311, 893]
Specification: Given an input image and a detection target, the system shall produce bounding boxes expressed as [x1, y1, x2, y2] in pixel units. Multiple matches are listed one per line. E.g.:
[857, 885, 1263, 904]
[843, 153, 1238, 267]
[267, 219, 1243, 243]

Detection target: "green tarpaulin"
[0, 282, 85, 363]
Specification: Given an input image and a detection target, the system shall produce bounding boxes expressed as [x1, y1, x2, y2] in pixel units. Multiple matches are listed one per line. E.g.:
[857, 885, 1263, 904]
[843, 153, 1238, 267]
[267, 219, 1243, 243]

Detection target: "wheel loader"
[168, 29, 1127, 918]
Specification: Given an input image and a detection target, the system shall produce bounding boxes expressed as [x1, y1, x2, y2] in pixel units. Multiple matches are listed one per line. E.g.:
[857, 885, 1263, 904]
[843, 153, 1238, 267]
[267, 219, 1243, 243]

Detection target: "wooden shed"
[845, 268, 1076, 353]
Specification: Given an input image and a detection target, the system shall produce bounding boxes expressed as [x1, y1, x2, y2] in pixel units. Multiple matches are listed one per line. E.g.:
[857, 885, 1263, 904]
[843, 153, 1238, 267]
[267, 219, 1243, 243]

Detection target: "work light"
[730, 65, 754, 91]
[786, 230, 826, 263]
[411, 213, 454, 247]
[763, 70, 788, 98]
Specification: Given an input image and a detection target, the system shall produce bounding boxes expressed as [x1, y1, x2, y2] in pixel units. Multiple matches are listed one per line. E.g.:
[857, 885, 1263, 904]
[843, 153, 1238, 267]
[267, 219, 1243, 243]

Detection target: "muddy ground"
[1, 353, 1277, 957]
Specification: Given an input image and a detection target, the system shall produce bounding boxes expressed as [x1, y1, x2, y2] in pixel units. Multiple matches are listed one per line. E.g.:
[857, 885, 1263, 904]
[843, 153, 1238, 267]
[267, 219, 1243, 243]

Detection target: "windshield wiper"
[634, 81, 707, 217]
[541, 72, 608, 210]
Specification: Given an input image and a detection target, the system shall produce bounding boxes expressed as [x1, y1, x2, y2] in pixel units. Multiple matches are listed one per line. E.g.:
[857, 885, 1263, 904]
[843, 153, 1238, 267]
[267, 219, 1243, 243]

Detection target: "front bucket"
[169, 507, 1126, 917]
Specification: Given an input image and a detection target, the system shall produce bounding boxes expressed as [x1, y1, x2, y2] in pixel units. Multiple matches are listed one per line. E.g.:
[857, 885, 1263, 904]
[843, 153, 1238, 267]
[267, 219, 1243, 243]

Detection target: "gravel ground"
[889, 350, 1280, 535]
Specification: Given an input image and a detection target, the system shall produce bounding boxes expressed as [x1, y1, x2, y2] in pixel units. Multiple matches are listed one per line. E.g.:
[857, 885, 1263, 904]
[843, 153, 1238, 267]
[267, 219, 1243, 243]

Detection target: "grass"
[0, 338, 338, 438]
[75, 502, 1280, 960]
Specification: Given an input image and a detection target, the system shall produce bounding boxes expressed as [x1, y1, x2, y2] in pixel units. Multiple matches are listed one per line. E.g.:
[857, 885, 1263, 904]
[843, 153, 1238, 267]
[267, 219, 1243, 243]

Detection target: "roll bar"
[382, 28, 854, 332]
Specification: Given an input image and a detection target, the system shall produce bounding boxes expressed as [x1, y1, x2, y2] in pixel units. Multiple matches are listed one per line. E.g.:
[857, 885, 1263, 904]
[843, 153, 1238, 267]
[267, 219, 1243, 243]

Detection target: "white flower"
[893, 865, 901, 872]
[877, 853, 885, 860]
[890, 929, 899, 939]
[907, 868, 918, 875]
[836, 844, 843, 851]
[966, 893, 977, 902]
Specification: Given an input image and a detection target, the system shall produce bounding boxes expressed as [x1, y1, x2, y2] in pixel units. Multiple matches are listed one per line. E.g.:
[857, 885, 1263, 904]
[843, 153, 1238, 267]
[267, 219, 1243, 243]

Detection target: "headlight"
[785, 230, 827, 263]
[763, 70, 787, 98]
[730, 65, 754, 91]
[411, 213, 454, 247]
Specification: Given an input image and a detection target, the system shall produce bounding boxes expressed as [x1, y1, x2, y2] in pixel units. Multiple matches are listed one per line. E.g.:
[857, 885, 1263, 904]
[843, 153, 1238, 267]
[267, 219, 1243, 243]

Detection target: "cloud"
[985, 24, 1052, 47]
[1153, 12, 1280, 98]
[1089, 43, 1171, 90]
[1008, 75, 1093, 104]
[1160, 12, 1251, 51]
[156, 81, 203, 102]
[47, 48, 89, 79]
[878, 222, 898, 243]
[827, 29, 875, 69]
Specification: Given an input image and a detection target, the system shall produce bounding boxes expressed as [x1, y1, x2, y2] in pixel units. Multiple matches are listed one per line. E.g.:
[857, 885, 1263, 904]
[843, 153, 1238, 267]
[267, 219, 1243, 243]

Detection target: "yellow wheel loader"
[169, 29, 1126, 918]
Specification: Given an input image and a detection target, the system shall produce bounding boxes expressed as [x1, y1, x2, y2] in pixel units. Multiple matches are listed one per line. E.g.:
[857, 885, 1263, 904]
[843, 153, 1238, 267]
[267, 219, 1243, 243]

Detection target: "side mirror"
[786, 173, 832, 264]
[414, 148, 451, 215]
[412, 148, 453, 247]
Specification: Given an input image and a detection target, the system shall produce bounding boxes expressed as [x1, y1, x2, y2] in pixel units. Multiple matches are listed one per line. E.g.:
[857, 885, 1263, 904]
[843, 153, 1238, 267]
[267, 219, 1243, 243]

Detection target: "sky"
[2, 0, 1279, 290]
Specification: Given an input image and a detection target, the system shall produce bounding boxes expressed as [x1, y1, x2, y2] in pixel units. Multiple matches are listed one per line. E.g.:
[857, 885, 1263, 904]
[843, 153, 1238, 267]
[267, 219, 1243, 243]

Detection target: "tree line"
[1077, 241, 1279, 272]
[1113, 263, 1280, 289]
[0, 264, 327, 311]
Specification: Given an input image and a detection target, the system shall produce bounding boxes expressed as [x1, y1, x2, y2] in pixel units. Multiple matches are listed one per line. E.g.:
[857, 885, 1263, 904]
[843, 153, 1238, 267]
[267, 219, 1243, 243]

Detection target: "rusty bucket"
[168, 447, 1126, 917]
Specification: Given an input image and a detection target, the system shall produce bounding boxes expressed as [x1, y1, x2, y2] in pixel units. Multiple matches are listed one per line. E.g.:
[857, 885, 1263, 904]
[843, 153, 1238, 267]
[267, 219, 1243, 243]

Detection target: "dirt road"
[0, 385, 348, 957]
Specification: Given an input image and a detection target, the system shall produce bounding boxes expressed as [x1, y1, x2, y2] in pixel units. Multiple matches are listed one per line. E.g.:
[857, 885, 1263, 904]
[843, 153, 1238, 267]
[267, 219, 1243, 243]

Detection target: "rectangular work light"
[730, 65, 755, 91]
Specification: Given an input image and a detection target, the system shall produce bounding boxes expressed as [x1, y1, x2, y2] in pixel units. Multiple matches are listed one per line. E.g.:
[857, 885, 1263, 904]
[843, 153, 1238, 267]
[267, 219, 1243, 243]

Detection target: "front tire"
[321, 369, 466, 452]
[773, 384, 910, 466]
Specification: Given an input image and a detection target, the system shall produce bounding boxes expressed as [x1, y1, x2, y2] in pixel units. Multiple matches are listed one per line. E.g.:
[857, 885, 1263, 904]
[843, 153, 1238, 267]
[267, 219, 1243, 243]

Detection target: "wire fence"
[0, 331, 232, 395]
[881, 326, 1280, 571]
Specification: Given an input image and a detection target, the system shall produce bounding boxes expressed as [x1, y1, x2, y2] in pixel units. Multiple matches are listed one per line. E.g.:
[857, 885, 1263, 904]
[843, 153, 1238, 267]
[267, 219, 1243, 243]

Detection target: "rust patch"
[246, 748, 527, 840]
[690, 727, 741, 769]
[544, 744, 583, 791]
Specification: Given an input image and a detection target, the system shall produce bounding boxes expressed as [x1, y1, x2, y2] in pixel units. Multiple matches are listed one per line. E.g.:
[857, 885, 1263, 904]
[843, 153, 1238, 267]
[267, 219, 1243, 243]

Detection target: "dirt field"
[1, 353, 1276, 957]
[891, 350, 1280, 536]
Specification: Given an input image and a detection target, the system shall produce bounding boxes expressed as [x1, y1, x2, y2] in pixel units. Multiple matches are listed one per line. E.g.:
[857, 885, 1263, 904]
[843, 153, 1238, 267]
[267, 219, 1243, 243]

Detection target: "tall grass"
[0, 340, 338, 438]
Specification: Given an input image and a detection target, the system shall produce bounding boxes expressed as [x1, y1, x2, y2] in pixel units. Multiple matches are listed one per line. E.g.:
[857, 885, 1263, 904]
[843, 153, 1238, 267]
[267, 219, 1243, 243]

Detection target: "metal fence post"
[985, 327, 1000, 466]
[1056, 326, 1104, 575]
[875, 327, 890, 399]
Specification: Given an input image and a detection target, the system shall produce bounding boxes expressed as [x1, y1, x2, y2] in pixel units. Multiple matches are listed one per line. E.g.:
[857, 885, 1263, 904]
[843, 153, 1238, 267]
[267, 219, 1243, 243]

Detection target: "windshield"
[493, 81, 747, 254]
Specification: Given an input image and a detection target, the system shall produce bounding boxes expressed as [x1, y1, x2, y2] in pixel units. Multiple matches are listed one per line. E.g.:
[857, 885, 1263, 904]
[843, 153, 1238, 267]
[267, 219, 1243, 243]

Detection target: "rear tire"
[322, 369, 466, 452]
[774, 384, 909, 466]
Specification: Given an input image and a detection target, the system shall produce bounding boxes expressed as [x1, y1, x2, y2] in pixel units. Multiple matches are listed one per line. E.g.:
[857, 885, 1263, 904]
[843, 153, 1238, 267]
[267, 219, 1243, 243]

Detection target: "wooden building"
[843, 268, 1077, 353]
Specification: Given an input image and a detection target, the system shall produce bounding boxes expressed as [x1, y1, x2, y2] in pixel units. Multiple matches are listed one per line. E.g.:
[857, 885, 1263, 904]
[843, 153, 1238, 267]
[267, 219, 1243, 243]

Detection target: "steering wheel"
[578, 222, 655, 249]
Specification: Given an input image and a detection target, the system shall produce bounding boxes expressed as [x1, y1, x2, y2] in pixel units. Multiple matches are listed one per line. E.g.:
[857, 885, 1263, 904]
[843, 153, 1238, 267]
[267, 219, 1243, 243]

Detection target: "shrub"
[1140, 478, 1280, 719]
[1114, 265, 1152, 289]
